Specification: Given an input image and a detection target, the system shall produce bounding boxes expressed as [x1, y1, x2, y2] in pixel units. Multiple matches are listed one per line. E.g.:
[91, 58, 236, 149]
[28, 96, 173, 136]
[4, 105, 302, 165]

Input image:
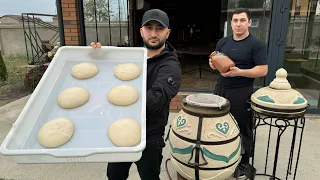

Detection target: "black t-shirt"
[215, 33, 267, 88]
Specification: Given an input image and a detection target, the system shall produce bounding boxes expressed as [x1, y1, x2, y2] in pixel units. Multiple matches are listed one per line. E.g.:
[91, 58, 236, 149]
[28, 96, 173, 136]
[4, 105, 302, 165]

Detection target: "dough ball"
[114, 63, 141, 81]
[58, 87, 89, 109]
[38, 118, 74, 148]
[108, 118, 141, 147]
[71, 62, 98, 80]
[107, 85, 139, 106]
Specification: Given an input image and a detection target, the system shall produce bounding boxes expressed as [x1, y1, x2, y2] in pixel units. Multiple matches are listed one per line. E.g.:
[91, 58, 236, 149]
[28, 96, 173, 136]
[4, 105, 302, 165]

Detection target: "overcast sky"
[0, 0, 127, 22]
[0, 0, 56, 18]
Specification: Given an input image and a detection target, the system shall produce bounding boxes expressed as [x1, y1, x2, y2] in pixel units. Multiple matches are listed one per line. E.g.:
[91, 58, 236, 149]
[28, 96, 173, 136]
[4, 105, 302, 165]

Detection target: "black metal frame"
[251, 108, 306, 180]
[22, 13, 60, 65]
[77, 0, 130, 46]
[126, 0, 130, 46]
[56, 0, 65, 46]
[78, 0, 87, 45]
[179, 53, 214, 78]
[132, 0, 136, 46]
[107, 0, 112, 45]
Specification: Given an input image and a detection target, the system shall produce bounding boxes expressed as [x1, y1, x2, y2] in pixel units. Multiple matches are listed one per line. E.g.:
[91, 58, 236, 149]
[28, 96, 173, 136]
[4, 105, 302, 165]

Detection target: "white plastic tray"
[0, 46, 147, 163]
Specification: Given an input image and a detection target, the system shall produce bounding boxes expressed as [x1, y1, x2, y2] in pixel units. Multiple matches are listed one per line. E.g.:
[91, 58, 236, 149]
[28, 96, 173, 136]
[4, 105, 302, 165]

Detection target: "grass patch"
[0, 55, 29, 87]
[0, 55, 31, 106]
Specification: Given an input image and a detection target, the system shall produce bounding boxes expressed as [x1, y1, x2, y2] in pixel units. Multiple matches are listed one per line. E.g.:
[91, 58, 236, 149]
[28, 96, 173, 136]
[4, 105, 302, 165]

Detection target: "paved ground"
[1, 95, 320, 180]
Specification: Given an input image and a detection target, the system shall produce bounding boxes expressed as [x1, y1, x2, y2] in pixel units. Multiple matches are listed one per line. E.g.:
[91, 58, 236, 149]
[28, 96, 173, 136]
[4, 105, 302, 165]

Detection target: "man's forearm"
[240, 65, 268, 78]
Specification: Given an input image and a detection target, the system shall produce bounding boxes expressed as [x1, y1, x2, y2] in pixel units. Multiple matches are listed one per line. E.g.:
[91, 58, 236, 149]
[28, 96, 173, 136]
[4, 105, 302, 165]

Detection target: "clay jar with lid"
[251, 68, 308, 117]
[167, 93, 241, 180]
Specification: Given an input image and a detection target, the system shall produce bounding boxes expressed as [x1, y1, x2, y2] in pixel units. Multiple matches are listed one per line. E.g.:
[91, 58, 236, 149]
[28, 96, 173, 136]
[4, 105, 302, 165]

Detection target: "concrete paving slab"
[0, 95, 320, 180]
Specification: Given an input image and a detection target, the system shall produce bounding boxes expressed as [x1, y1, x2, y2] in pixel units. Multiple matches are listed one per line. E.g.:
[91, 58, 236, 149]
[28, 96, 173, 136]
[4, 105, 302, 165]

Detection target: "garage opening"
[132, 0, 227, 92]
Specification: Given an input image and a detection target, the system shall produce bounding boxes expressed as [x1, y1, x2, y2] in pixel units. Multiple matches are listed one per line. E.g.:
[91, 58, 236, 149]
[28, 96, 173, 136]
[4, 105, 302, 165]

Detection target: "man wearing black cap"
[91, 9, 182, 180]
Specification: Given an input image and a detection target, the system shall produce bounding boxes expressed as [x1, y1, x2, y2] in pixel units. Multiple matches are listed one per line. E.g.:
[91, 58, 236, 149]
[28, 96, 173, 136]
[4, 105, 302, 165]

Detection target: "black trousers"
[214, 84, 253, 164]
[106, 139, 165, 180]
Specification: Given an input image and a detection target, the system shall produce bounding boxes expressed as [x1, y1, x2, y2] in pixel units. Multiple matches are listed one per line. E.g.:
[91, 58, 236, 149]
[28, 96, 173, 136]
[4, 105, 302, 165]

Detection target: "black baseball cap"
[141, 9, 169, 28]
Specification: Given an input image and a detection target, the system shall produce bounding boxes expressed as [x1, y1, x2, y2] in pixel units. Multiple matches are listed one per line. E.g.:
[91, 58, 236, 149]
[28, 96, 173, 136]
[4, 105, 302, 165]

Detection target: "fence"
[0, 22, 128, 56]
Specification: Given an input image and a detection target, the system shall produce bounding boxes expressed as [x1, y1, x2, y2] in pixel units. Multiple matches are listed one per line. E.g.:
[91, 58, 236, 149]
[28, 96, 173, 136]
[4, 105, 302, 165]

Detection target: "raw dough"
[38, 118, 74, 148]
[108, 118, 141, 146]
[114, 63, 141, 81]
[58, 87, 90, 109]
[71, 62, 99, 80]
[107, 85, 139, 106]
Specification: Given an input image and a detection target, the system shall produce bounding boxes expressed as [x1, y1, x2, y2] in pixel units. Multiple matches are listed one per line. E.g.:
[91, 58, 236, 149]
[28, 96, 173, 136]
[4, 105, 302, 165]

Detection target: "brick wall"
[170, 95, 183, 111]
[61, 0, 80, 46]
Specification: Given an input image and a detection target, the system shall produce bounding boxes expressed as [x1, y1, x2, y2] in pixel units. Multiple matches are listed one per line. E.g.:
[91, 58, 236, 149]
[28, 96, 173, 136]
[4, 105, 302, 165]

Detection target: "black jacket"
[146, 42, 182, 142]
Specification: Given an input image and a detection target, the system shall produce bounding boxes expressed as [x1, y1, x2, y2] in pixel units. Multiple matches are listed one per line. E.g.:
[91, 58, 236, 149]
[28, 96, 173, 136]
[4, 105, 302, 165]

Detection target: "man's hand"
[221, 66, 243, 77]
[221, 65, 268, 78]
[209, 58, 215, 69]
[90, 42, 102, 49]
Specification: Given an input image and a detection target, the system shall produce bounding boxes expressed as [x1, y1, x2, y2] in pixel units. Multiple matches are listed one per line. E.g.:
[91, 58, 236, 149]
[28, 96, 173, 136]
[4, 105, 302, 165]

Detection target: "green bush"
[24, 64, 48, 92]
[0, 50, 8, 82]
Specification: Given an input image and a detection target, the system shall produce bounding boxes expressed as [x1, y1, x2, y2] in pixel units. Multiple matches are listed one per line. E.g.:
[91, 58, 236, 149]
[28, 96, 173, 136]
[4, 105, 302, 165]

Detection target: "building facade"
[56, 0, 320, 113]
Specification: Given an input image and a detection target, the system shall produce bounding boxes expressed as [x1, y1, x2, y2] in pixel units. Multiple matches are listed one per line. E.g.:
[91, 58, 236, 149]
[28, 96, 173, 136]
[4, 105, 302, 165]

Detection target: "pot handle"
[187, 145, 208, 166]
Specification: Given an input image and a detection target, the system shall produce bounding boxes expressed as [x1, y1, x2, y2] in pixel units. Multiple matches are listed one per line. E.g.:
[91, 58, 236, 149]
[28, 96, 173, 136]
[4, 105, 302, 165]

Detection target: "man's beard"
[143, 38, 166, 50]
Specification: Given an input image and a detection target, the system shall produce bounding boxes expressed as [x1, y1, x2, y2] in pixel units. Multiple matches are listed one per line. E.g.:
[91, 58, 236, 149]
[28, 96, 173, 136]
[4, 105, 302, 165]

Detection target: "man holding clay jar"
[209, 8, 268, 178]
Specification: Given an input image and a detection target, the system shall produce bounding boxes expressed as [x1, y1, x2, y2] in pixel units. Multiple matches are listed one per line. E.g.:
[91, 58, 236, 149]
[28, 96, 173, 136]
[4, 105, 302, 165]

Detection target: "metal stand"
[251, 109, 306, 180]
[179, 53, 213, 78]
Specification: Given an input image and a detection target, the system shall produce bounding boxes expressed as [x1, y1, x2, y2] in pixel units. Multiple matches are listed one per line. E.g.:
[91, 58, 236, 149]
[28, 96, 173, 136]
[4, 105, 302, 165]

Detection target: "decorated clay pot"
[251, 68, 308, 117]
[167, 94, 241, 180]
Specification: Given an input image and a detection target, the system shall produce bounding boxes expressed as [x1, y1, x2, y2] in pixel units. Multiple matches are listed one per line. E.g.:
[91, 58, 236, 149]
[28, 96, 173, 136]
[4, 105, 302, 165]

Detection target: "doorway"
[131, 0, 273, 92]
[132, 0, 224, 92]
